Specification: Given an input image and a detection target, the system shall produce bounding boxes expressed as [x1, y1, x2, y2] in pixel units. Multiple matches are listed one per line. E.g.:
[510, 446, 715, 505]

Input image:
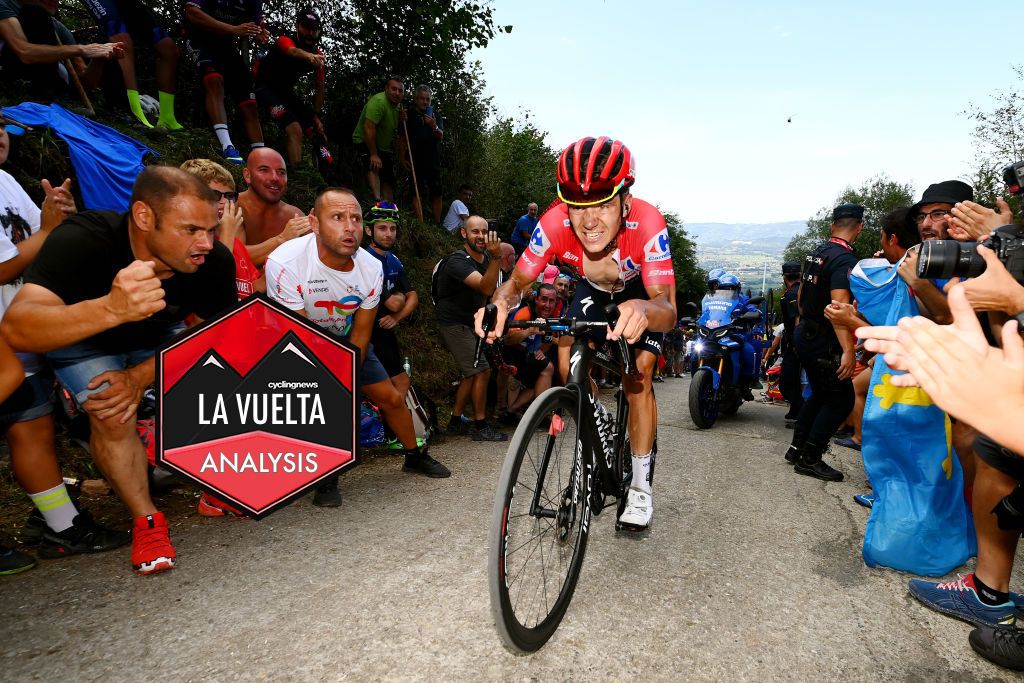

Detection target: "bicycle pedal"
[615, 521, 651, 533]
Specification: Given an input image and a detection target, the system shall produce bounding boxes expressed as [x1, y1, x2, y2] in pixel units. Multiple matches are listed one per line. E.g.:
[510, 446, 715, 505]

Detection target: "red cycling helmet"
[556, 136, 635, 206]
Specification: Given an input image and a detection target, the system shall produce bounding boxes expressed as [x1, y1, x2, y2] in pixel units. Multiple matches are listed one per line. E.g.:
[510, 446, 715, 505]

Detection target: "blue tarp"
[2, 102, 156, 212]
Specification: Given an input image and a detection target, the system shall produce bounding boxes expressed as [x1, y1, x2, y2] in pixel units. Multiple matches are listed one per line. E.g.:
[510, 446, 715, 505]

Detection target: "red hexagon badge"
[157, 295, 358, 518]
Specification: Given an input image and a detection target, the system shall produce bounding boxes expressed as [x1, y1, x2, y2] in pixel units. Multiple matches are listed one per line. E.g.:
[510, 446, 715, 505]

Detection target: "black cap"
[296, 6, 320, 27]
[782, 261, 801, 275]
[908, 180, 974, 216]
[832, 203, 865, 222]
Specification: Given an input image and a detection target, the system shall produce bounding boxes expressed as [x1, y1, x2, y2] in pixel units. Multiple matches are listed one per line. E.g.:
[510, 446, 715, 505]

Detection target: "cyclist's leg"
[623, 346, 657, 458]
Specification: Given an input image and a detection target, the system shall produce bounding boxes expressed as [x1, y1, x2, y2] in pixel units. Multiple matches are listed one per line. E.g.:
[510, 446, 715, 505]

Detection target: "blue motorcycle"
[683, 294, 763, 428]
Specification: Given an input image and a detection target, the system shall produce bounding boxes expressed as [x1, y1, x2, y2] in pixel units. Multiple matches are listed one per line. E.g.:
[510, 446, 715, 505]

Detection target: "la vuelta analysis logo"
[157, 295, 358, 518]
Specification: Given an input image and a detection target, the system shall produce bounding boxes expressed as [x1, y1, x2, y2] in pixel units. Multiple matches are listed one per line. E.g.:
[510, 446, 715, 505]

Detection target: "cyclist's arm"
[610, 284, 675, 343]
[476, 268, 535, 342]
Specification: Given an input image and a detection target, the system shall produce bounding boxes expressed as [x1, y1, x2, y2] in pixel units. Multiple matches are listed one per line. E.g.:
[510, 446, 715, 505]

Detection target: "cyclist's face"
[313, 191, 362, 261]
[368, 220, 396, 249]
[567, 194, 628, 254]
[244, 149, 288, 203]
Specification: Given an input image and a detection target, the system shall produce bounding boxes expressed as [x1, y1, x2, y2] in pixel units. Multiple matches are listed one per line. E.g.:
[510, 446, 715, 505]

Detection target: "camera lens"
[917, 240, 987, 280]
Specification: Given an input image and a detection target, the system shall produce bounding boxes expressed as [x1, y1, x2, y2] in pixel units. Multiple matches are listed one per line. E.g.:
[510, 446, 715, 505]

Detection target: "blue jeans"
[46, 324, 185, 406]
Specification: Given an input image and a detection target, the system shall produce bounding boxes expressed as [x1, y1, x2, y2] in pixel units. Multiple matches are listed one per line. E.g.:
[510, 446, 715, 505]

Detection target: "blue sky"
[472, 1, 1023, 224]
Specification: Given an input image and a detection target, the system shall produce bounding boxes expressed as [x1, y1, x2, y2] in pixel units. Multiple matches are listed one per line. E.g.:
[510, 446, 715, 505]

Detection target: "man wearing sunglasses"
[475, 136, 677, 531]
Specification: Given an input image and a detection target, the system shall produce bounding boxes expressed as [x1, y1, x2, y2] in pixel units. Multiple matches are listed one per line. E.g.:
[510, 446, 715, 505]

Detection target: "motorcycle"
[683, 296, 763, 429]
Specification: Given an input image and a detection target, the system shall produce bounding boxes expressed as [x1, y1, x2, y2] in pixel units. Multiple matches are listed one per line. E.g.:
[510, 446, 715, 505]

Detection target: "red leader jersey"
[515, 197, 675, 293]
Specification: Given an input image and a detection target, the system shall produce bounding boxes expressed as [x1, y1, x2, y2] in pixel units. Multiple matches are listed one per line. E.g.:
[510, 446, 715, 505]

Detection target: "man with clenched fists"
[1, 165, 236, 575]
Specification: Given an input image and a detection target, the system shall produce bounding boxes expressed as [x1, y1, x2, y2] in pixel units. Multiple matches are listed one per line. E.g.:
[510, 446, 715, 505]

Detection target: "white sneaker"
[617, 487, 653, 530]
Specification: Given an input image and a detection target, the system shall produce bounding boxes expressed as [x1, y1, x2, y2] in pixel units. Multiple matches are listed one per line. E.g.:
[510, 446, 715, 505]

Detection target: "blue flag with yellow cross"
[852, 258, 976, 576]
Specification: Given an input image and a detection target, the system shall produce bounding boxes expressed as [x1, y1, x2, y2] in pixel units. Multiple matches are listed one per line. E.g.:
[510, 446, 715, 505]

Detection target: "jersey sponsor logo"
[625, 220, 639, 230]
[529, 225, 551, 257]
[622, 256, 639, 272]
[644, 229, 672, 262]
[647, 339, 662, 353]
[561, 251, 580, 263]
[562, 218, 572, 228]
[649, 269, 674, 277]
[520, 252, 537, 268]
[308, 286, 331, 294]
[581, 296, 594, 314]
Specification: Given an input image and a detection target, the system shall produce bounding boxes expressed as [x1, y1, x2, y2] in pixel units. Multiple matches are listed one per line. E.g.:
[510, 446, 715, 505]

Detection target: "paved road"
[2, 377, 1021, 681]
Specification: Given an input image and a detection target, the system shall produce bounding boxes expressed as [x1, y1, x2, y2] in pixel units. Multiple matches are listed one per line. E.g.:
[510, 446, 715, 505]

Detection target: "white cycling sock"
[631, 452, 653, 494]
[213, 124, 233, 150]
[29, 483, 78, 533]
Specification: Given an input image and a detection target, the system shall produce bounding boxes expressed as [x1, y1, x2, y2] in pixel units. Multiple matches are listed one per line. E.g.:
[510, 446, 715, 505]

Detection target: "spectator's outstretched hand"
[40, 178, 76, 229]
[942, 244, 1024, 314]
[107, 260, 165, 323]
[949, 198, 1013, 241]
[83, 42, 125, 59]
[856, 286, 1024, 430]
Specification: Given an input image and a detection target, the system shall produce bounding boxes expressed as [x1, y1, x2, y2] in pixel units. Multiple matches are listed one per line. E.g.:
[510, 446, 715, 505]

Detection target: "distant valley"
[684, 220, 808, 293]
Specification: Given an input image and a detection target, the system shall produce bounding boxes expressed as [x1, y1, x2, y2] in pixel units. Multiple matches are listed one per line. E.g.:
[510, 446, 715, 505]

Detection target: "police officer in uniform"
[779, 261, 803, 424]
[784, 203, 864, 481]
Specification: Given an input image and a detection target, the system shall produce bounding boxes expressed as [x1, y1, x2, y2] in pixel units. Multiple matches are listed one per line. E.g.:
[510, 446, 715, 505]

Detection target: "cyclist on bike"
[475, 136, 677, 531]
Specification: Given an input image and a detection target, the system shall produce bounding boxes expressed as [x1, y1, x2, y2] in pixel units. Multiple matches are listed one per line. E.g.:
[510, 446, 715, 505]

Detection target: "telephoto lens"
[916, 240, 986, 280]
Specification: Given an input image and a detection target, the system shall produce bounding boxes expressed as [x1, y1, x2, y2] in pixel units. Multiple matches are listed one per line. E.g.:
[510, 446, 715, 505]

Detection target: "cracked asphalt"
[1, 377, 1022, 681]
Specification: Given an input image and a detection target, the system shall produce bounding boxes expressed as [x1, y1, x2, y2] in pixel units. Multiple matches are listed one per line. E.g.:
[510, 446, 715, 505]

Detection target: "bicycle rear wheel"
[488, 386, 591, 653]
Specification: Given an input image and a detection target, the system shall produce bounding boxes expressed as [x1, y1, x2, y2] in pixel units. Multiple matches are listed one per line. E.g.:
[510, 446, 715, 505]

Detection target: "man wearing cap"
[783, 203, 864, 481]
[898, 180, 975, 326]
[778, 260, 803, 423]
[253, 7, 333, 171]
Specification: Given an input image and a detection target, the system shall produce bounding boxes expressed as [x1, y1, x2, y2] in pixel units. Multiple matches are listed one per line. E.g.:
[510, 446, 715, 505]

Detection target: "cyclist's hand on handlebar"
[474, 300, 508, 344]
[608, 299, 649, 344]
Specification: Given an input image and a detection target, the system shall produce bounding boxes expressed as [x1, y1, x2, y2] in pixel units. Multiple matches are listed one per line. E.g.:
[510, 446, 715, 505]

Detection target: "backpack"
[359, 400, 386, 448]
[430, 254, 454, 306]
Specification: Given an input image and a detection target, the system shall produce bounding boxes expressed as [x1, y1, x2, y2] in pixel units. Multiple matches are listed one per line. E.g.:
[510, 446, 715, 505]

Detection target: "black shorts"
[357, 145, 396, 186]
[188, 35, 255, 107]
[255, 85, 314, 133]
[566, 279, 664, 358]
[83, 0, 168, 44]
[370, 329, 405, 378]
[975, 434, 1024, 480]
[502, 346, 550, 389]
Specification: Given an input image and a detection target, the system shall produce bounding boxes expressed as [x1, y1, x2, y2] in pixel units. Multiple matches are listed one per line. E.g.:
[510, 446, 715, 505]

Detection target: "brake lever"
[473, 304, 498, 369]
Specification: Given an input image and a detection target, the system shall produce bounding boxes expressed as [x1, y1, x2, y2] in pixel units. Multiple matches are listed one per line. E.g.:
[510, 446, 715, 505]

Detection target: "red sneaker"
[131, 512, 176, 575]
[197, 492, 250, 519]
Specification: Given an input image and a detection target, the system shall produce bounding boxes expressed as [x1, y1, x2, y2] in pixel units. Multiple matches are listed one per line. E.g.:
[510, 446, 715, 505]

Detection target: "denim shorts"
[0, 371, 55, 430]
[46, 324, 185, 406]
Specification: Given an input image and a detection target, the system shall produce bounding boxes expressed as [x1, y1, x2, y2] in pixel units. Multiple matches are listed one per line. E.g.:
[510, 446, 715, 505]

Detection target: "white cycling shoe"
[617, 487, 653, 530]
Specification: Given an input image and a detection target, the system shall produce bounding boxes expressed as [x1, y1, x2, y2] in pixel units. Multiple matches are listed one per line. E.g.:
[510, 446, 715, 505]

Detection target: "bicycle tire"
[488, 386, 591, 653]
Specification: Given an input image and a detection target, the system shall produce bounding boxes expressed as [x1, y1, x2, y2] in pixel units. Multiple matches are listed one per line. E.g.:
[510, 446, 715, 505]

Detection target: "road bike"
[477, 303, 640, 653]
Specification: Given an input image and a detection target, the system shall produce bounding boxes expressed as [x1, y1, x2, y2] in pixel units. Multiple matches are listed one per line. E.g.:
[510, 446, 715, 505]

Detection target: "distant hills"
[684, 221, 809, 293]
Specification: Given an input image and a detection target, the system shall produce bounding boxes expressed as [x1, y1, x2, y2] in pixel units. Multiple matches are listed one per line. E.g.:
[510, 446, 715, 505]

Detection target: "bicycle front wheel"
[488, 387, 591, 653]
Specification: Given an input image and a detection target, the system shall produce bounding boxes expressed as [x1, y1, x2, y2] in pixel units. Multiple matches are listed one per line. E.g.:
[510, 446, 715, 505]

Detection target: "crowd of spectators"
[770, 180, 1024, 670]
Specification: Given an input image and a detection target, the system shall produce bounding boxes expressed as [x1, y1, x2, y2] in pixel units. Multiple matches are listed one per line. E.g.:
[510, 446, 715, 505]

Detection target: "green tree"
[662, 210, 706, 311]
[961, 65, 1024, 215]
[783, 175, 915, 263]
[472, 115, 558, 232]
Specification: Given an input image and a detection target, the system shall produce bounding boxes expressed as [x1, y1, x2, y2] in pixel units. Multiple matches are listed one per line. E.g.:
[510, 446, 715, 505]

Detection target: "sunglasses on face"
[213, 190, 239, 202]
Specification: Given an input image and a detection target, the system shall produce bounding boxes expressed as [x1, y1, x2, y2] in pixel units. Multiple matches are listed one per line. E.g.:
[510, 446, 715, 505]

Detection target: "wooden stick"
[401, 111, 425, 222]
[53, 31, 95, 116]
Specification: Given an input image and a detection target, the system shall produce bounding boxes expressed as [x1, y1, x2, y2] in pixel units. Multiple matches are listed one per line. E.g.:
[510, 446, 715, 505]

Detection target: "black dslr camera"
[917, 224, 1024, 283]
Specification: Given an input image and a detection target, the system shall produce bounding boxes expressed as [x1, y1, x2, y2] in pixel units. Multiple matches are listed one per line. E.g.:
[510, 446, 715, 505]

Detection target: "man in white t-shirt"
[266, 187, 450, 507]
[442, 184, 472, 233]
[0, 117, 131, 563]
